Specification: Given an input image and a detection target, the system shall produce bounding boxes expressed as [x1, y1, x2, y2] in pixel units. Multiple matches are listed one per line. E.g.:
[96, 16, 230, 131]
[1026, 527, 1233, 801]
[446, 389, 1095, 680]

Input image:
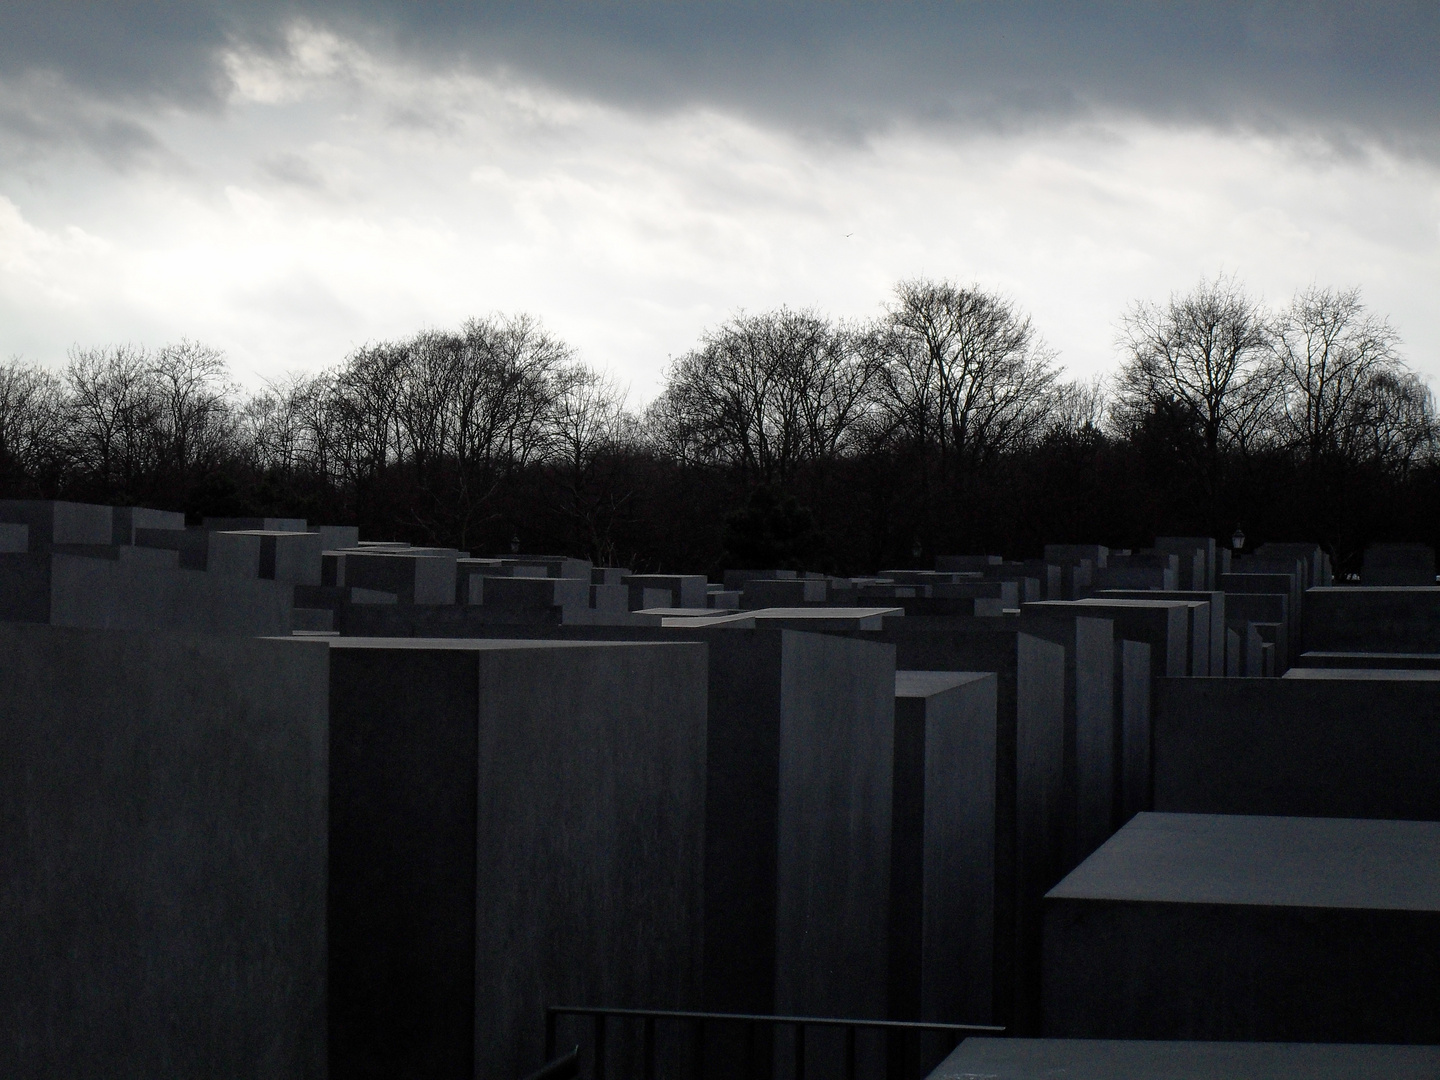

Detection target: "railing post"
[744, 1020, 757, 1080]
[643, 1015, 656, 1080]
[593, 1013, 607, 1080]
[794, 1021, 805, 1080]
[844, 1024, 857, 1080]
[545, 1007, 557, 1061]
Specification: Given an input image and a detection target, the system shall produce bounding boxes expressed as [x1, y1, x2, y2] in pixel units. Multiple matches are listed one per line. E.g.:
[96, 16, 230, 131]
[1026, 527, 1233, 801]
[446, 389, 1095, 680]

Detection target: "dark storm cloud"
[1, 2, 1437, 144]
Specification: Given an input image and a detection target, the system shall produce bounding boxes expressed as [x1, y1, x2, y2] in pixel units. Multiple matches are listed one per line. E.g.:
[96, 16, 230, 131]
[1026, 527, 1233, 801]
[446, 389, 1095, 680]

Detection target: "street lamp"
[1231, 528, 1246, 552]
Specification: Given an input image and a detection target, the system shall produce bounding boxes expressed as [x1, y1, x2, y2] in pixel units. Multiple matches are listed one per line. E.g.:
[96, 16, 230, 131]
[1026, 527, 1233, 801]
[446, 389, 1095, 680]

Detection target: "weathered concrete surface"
[1256, 541, 1331, 588]
[0, 624, 328, 1079]
[1055, 599, 1189, 678]
[624, 573, 708, 609]
[0, 552, 294, 635]
[207, 530, 323, 586]
[880, 617, 1064, 1034]
[0, 499, 113, 546]
[1362, 542, 1436, 585]
[1116, 639, 1152, 822]
[1094, 591, 1219, 676]
[774, 631, 897, 1021]
[1220, 570, 1302, 650]
[1304, 586, 1440, 652]
[1154, 536, 1217, 590]
[324, 637, 707, 1080]
[1225, 592, 1288, 672]
[892, 672, 996, 1028]
[928, 1038, 1440, 1079]
[1018, 608, 1116, 868]
[203, 516, 307, 532]
[317, 619, 899, 1035]
[342, 550, 458, 604]
[1154, 672, 1440, 820]
[1044, 813, 1440, 1043]
[1028, 600, 1183, 823]
[742, 576, 828, 607]
[1298, 650, 1440, 669]
[111, 505, 185, 545]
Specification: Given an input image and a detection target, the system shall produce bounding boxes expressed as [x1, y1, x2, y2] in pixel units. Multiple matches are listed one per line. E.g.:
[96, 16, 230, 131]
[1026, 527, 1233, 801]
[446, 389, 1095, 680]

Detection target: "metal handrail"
[544, 1005, 1004, 1080]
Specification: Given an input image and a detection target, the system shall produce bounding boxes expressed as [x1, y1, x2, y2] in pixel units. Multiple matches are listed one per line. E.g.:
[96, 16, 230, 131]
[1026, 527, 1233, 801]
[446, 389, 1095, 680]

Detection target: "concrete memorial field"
[3, 500, 1439, 1078]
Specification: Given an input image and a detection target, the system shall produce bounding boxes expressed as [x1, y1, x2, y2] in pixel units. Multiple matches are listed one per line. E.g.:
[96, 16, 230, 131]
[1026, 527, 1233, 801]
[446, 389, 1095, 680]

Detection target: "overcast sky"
[2, 2, 1438, 401]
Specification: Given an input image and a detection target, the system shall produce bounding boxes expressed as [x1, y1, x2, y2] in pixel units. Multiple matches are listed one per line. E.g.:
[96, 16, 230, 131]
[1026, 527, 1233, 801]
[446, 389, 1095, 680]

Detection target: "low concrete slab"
[928, 1037, 1440, 1079]
[1044, 812, 1440, 1043]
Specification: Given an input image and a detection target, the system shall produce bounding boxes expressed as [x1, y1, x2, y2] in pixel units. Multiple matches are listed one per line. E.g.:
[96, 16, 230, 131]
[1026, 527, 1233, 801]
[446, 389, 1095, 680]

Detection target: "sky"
[2, 2, 1438, 403]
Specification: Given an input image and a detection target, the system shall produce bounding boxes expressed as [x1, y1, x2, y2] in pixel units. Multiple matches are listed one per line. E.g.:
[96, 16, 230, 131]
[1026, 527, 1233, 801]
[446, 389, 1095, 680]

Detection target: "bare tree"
[149, 339, 237, 481]
[1348, 369, 1436, 475]
[876, 279, 1059, 470]
[549, 364, 640, 559]
[648, 308, 879, 484]
[65, 344, 163, 496]
[1273, 285, 1410, 469]
[242, 370, 334, 477]
[1113, 275, 1277, 465]
[1043, 375, 1108, 439]
[333, 341, 407, 486]
[0, 357, 68, 492]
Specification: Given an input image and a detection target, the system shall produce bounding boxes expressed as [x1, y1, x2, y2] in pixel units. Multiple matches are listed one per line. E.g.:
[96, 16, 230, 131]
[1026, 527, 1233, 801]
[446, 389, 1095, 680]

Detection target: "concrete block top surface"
[1065, 598, 1191, 610]
[928, 1038, 1440, 1079]
[1282, 667, 1440, 681]
[1047, 812, 1440, 912]
[1096, 589, 1221, 599]
[1301, 651, 1440, 667]
[296, 635, 699, 654]
[660, 613, 755, 628]
[739, 606, 903, 630]
[215, 529, 319, 538]
[895, 670, 993, 698]
[1308, 586, 1440, 594]
[750, 606, 902, 618]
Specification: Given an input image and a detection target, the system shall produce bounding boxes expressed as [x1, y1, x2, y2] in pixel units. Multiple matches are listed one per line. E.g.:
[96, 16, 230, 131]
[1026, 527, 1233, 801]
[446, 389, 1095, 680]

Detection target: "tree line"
[1, 276, 1435, 574]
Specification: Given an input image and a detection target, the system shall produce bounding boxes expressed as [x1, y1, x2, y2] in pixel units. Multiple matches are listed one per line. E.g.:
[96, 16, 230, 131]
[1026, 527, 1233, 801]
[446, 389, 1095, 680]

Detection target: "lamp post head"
[1231, 528, 1246, 552]
[510, 532, 521, 554]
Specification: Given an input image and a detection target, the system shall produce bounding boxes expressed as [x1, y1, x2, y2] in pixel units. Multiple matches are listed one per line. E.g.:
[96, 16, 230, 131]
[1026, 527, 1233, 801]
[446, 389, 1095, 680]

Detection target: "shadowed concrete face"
[323, 637, 708, 1080]
[1154, 673, 1440, 821]
[891, 672, 996, 1029]
[1362, 543, 1436, 586]
[774, 631, 897, 1021]
[0, 551, 294, 635]
[1017, 610, 1116, 870]
[0, 624, 329, 1079]
[1093, 591, 1223, 676]
[1043, 813, 1440, 1043]
[1116, 639, 1152, 822]
[1304, 586, 1440, 652]
[880, 617, 1064, 1035]
[309, 616, 901, 1044]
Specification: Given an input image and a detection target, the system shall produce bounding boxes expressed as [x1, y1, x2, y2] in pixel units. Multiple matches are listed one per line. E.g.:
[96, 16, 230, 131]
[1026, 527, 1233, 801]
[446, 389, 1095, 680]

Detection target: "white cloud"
[0, 21, 1437, 404]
